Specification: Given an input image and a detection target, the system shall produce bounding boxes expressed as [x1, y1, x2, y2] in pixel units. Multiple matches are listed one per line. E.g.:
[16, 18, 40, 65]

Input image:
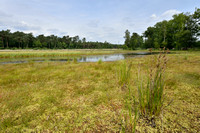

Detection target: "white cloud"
[161, 9, 181, 19]
[0, 9, 42, 33]
[13, 21, 41, 31]
[150, 14, 157, 20]
[150, 9, 181, 22]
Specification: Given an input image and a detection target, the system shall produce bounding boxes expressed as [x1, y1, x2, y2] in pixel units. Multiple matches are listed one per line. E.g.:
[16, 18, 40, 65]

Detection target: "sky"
[0, 0, 199, 44]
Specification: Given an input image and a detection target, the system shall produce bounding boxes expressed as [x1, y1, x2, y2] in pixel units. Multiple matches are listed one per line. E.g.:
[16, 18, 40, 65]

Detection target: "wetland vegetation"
[0, 50, 158, 64]
[0, 5, 200, 133]
[0, 49, 199, 132]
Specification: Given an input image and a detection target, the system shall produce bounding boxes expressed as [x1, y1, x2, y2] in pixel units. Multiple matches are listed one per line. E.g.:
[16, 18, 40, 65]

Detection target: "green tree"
[154, 38, 160, 49]
[0, 39, 3, 48]
[124, 30, 131, 48]
[143, 27, 155, 48]
[57, 42, 63, 49]
[13, 31, 26, 48]
[49, 35, 58, 49]
[130, 32, 143, 49]
[0, 29, 11, 48]
[82, 37, 86, 48]
[62, 35, 71, 48]
[27, 33, 34, 48]
[0, 31, 5, 48]
[33, 40, 42, 48]
[172, 12, 198, 49]
[193, 8, 200, 37]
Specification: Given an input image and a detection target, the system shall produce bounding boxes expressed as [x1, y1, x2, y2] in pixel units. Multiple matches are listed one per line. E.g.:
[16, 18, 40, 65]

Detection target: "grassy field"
[0, 49, 134, 58]
[0, 50, 199, 132]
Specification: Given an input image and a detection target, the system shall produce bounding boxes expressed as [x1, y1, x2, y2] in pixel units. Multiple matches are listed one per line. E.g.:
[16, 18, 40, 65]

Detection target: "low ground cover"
[0, 51, 199, 132]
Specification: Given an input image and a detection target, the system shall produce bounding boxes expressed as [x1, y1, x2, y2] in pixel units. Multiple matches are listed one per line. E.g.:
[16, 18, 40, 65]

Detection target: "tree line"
[0, 31, 122, 49]
[124, 8, 200, 50]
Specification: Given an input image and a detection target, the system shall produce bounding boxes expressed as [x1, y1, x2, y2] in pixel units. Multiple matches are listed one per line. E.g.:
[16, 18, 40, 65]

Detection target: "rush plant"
[118, 62, 132, 88]
[137, 49, 168, 121]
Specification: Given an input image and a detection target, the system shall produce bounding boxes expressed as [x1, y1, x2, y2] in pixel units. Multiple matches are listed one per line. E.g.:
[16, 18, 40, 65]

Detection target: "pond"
[0, 52, 157, 64]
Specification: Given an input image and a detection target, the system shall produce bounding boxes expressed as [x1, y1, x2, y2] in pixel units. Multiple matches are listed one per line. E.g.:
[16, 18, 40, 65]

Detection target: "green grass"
[118, 62, 131, 88]
[0, 50, 200, 132]
[0, 49, 134, 58]
[137, 52, 167, 119]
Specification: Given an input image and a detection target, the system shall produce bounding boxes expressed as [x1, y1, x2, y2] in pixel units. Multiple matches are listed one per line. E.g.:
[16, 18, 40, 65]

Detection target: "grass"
[118, 62, 131, 88]
[0, 49, 134, 58]
[97, 59, 102, 64]
[137, 51, 167, 118]
[0, 50, 200, 132]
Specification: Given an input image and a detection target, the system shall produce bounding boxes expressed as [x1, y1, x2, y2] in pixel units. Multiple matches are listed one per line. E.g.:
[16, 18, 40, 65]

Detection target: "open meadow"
[0, 50, 200, 132]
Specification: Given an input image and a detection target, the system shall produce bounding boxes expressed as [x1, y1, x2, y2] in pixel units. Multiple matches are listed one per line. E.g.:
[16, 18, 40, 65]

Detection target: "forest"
[124, 8, 200, 50]
[0, 31, 122, 49]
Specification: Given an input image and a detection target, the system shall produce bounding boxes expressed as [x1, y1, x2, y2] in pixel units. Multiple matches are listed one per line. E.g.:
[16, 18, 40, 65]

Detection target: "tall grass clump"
[118, 62, 132, 89]
[120, 86, 138, 133]
[98, 59, 102, 64]
[137, 49, 168, 124]
[118, 63, 138, 132]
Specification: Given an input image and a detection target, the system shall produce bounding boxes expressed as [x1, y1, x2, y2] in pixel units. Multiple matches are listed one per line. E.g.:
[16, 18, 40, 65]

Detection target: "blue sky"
[0, 0, 199, 44]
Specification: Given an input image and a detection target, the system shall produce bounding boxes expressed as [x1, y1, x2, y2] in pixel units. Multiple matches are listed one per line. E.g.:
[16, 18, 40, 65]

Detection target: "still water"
[0, 52, 155, 64]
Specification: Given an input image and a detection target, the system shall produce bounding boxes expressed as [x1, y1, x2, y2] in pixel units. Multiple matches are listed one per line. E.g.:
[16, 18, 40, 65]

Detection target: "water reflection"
[0, 52, 156, 64]
[78, 54, 124, 62]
